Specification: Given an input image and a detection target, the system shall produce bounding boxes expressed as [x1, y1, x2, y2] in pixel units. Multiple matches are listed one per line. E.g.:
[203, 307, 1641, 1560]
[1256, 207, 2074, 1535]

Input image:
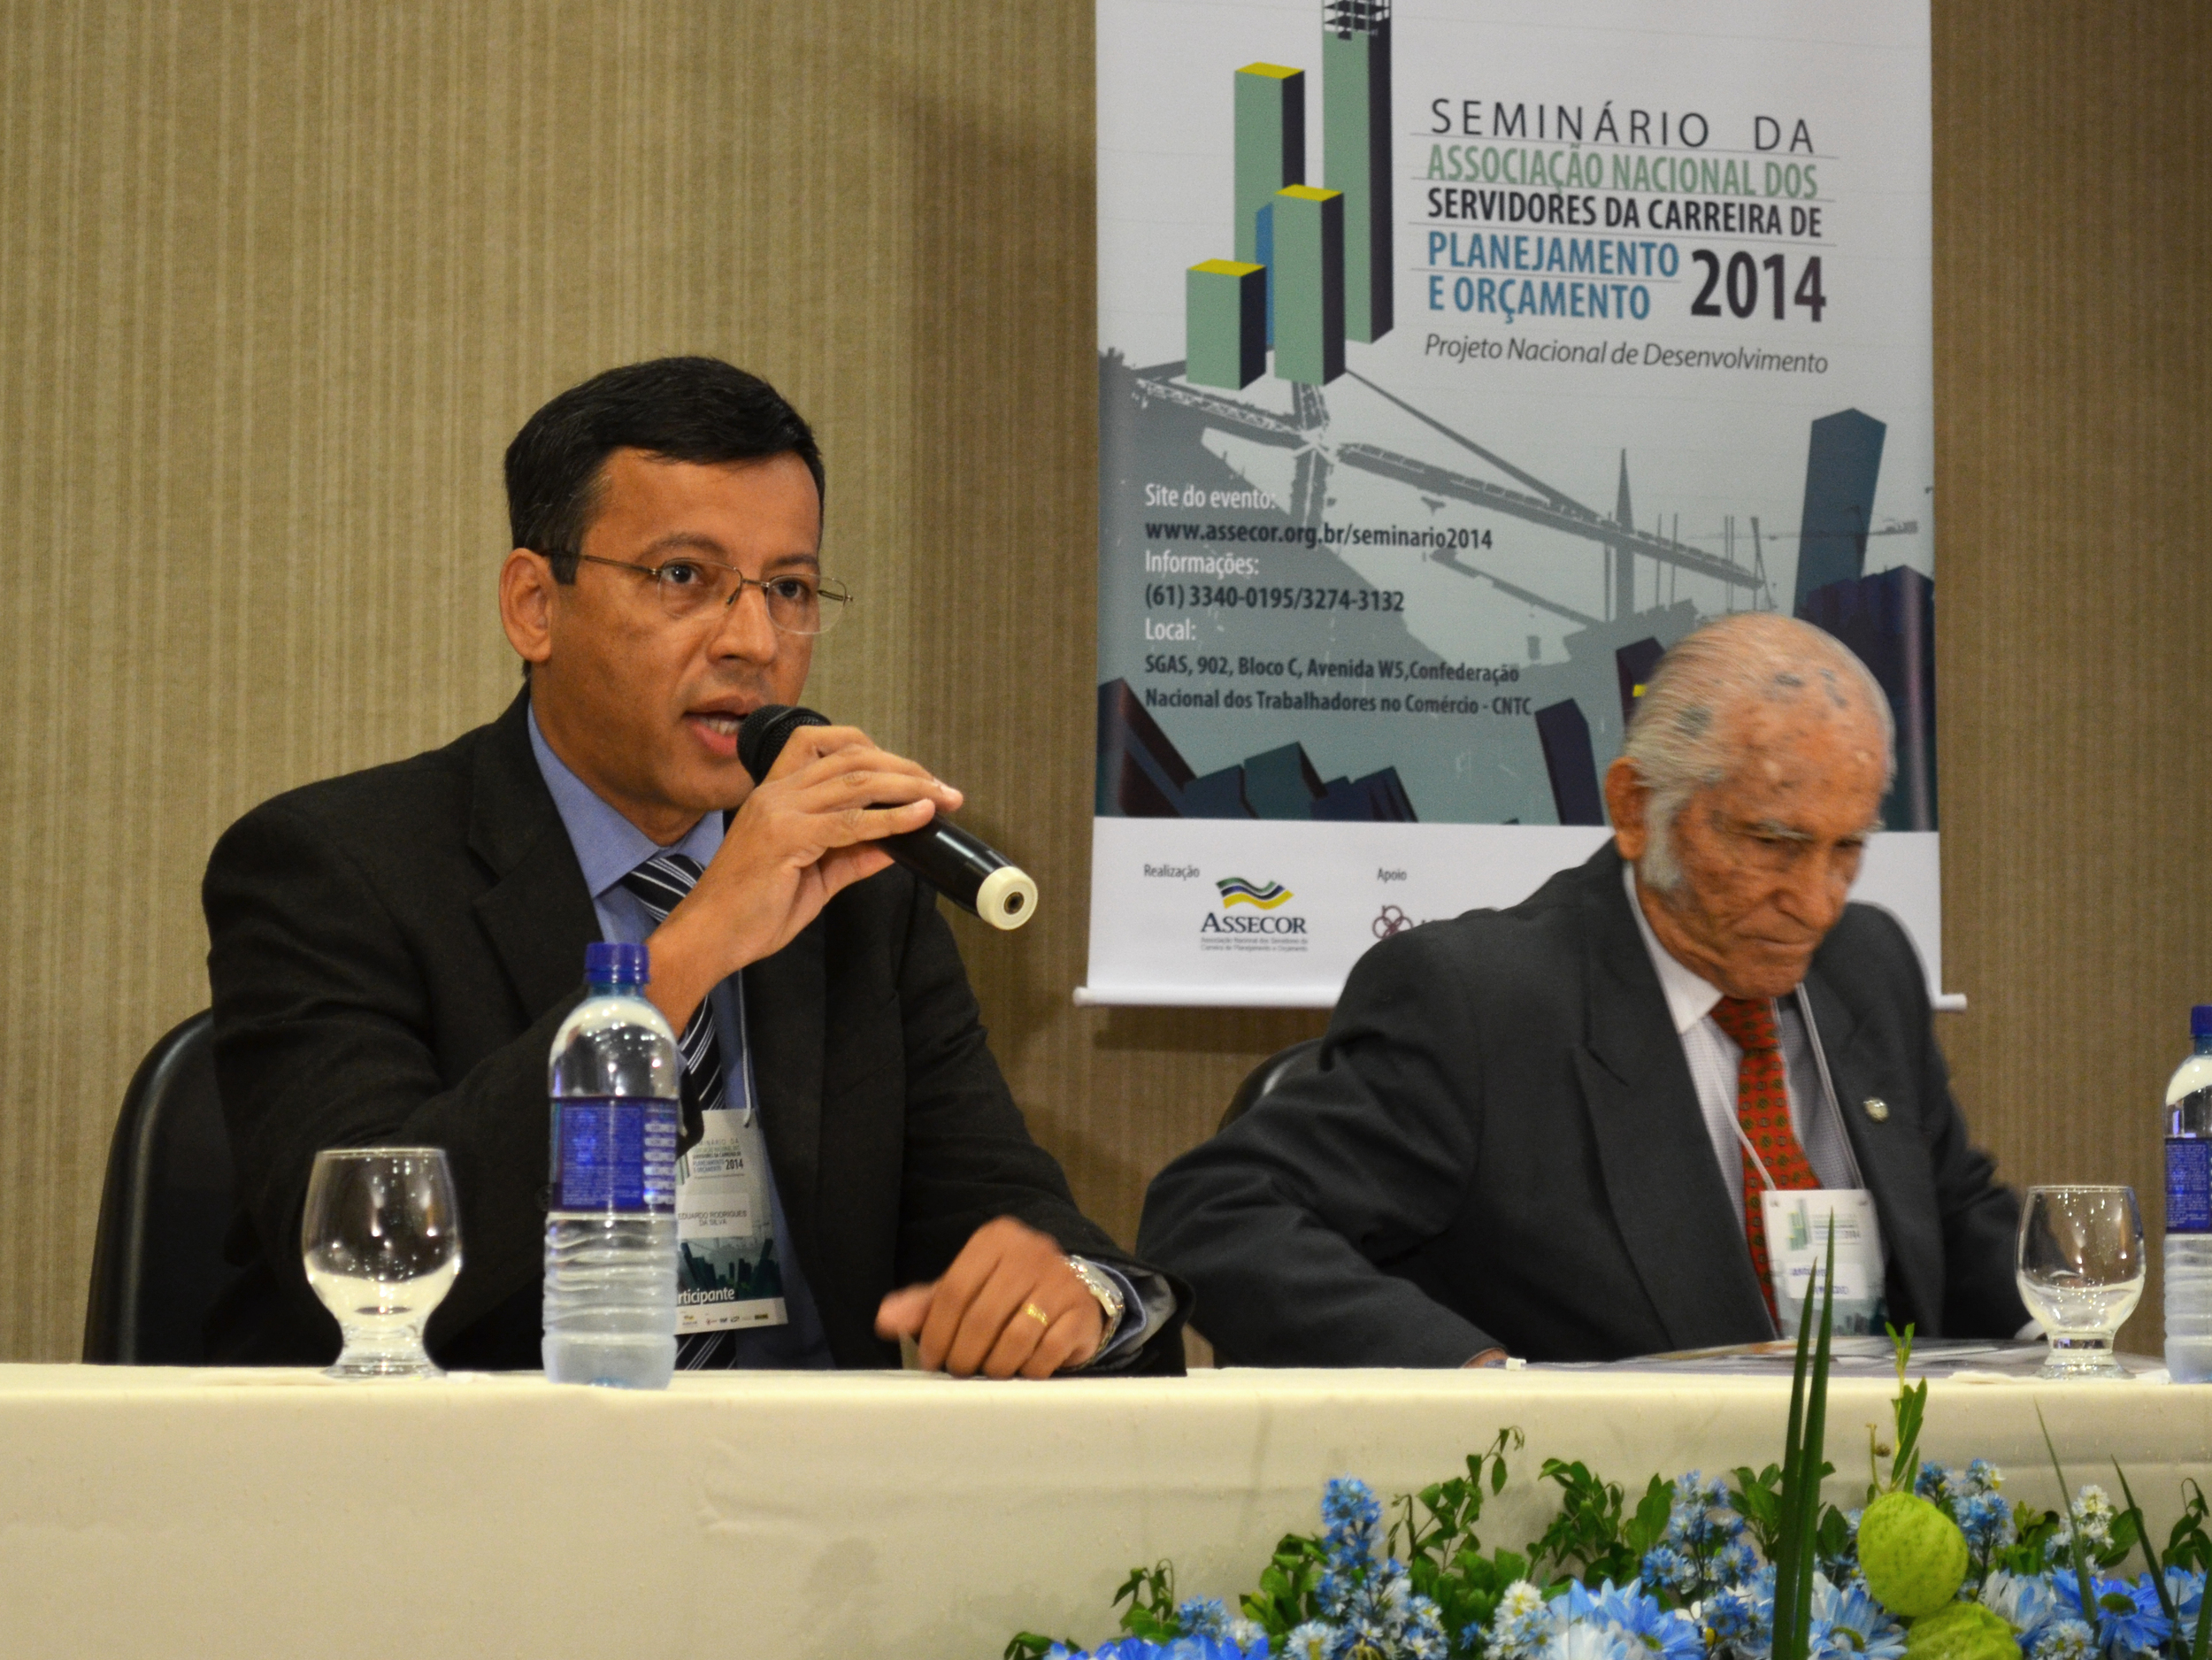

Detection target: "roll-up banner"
[1083, 0, 1942, 1010]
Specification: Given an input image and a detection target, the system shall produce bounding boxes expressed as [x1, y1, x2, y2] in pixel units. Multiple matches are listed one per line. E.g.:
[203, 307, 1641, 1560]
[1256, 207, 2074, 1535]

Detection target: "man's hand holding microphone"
[637, 711, 1099, 1379]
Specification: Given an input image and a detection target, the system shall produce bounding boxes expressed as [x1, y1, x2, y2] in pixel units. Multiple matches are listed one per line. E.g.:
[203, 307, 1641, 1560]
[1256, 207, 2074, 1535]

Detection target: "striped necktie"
[619, 851, 745, 1371]
[1709, 995, 1821, 1322]
[617, 854, 733, 1148]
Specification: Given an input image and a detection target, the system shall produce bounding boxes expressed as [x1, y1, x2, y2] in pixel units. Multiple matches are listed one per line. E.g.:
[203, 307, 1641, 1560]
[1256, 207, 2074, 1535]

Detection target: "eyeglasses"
[565, 552, 852, 635]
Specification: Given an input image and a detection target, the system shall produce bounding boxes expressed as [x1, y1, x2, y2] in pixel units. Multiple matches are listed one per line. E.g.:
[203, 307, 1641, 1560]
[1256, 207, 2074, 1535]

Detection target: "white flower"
[1542, 1621, 1641, 1660]
[1499, 1582, 1551, 1621]
[1225, 1618, 1268, 1653]
[2066, 1487, 2116, 1550]
[1493, 1580, 1564, 1660]
[2030, 1618, 2097, 1660]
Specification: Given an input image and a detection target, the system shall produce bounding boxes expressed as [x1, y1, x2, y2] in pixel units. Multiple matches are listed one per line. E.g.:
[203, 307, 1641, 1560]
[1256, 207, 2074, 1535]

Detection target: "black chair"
[1218, 1037, 1324, 1132]
[82, 1011, 243, 1364]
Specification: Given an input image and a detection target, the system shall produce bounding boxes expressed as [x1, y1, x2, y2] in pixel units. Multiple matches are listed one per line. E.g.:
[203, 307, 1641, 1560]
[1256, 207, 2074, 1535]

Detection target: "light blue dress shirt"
[530, 710, 833, 1367]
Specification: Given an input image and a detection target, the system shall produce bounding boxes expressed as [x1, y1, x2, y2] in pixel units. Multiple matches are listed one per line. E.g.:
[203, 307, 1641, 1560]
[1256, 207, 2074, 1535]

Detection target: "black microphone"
[736, 705, 1038, 931]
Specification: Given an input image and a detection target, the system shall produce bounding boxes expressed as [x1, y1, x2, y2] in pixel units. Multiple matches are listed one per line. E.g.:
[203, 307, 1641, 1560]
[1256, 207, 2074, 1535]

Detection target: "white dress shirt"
[1619, 865, 1869, 1226]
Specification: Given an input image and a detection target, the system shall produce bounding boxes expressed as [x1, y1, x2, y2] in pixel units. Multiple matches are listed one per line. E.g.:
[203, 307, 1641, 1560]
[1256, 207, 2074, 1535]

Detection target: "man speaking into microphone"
[204, 356, 1183, 1374]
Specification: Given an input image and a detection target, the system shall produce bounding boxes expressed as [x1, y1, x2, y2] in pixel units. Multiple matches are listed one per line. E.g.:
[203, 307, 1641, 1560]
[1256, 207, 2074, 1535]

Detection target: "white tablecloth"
[4, 1363, 2207, 1657]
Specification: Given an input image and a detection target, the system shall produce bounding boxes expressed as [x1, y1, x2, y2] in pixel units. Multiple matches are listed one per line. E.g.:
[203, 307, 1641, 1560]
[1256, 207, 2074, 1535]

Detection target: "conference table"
[3, 1356, 2205, 1657]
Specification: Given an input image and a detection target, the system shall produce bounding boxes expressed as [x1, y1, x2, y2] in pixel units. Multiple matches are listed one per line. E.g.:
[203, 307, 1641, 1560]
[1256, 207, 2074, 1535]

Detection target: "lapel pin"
[1863, 1096, 1889, 1123]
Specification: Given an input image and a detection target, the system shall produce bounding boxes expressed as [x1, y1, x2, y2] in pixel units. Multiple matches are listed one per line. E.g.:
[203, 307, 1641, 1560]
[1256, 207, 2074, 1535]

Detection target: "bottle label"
[2169, 1138, 2212, 1233]
[551, 1096, 679, 1213]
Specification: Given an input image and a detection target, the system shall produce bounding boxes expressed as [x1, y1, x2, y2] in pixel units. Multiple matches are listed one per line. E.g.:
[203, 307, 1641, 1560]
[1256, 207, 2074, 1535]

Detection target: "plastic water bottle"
[542, 941, 681, 1387]
[2164, 1003, 2212, 1384]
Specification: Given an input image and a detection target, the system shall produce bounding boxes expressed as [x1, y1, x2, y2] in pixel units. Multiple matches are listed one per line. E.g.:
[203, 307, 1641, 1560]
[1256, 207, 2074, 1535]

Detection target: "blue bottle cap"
[2194, 1005, 2212, 1040]
[584, 941, 649, 988]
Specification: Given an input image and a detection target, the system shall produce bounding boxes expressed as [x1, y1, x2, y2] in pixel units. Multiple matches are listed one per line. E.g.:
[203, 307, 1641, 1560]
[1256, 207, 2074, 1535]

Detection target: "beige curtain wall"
[1, 1, 2206, 1361]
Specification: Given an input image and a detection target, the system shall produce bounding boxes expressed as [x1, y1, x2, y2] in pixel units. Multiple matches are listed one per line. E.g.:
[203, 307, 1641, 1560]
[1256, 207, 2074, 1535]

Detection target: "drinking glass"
[2016, 1184, 2145, 1379]
[301, 1148, 462, 1379]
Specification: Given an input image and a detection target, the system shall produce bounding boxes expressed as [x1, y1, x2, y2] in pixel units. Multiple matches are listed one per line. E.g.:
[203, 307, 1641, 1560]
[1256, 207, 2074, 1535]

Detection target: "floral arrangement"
[1007, 1271, 2210, 1660]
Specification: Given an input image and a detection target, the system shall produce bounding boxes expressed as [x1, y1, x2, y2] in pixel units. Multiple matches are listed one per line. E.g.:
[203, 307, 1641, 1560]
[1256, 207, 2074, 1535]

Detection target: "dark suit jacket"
[1138, 843, 2025, 1365]
[204, 689, 1183, 1372]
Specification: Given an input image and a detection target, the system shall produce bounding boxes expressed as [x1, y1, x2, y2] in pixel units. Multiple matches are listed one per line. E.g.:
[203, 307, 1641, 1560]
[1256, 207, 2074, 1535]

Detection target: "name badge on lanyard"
[1762, 1188, 1885, 1336]
[672, 980, 788, 1334]
[676, 1110, 791, 1333]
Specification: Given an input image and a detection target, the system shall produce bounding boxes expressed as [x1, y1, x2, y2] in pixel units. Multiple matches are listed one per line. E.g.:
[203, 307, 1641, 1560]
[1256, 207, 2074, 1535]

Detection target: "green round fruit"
[1905, 1599, 2020, 1660]
[1858, 1490, 1970, 1618]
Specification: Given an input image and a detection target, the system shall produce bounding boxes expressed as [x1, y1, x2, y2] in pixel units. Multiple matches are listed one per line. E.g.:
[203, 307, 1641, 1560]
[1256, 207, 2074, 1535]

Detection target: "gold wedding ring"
[1021, 1302, 1051, 1328]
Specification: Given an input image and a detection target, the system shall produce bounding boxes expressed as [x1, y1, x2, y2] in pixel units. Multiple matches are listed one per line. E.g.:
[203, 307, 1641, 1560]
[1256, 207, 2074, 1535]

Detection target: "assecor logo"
[1202, 876, 1309, 951]
[1217, 876, 1293, 910]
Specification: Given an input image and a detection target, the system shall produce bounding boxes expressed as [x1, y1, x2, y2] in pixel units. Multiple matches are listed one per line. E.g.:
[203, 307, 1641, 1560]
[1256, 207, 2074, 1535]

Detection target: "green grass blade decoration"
[2112, 1459, 2185, 1658]
[2038, 1405, 2096, 1624]
[1771, 1222, 1838, 1660]
[1794, 1225, 1839, 1660]
[1773, 1270, 1815, 1660]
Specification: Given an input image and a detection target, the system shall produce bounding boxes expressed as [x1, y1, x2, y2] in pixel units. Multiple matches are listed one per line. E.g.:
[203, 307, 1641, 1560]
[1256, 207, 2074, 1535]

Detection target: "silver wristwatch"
[1066, 1256, 1126, 1352]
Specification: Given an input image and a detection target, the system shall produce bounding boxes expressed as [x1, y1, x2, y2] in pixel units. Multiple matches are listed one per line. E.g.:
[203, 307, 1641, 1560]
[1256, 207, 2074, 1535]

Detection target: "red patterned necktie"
[1708, 995, 1821, 1319]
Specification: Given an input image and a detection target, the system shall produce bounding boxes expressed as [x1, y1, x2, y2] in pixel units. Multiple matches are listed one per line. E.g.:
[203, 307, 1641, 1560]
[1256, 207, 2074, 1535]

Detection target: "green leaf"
[2169, 1482, 2212, 1576]
[1817, 1503, 1855, 1570]
[1238, 1533, 1330, 1642]
[1004, 1633, 1068, 1660]
[1884, 1322, 1924, 1494]
[1112, 1562, 1181, 1641]
[1629, 1474, 1673, 1556]
[1731, 1464, 1786, 1560]
[1889, 1380, 1928, 1493]
[1526, 1456, 1654, 1587]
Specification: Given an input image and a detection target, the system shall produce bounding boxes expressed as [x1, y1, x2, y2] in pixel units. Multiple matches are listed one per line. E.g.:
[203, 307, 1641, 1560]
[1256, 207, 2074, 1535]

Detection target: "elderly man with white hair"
[1138, 612, 2028, 1365]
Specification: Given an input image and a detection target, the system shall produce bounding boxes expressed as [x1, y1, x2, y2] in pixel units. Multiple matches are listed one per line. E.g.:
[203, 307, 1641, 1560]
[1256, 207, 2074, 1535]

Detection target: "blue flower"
[1717, 1541, 1763, 1587]
[1917, 1463, 1959, 1503]
[1304, 1478, 1448, 1660]
[2102, 1574, 2170, 1658]
[1575, 1579, 1704, 1660]
[1055, 1633, 1272, 1660]
[1706, 1564, 1778, 1660]
[1956, 1492, 2016, 1563]
[2054, 1571, 2171, 1657]
[1642, 1472, 1756, 1604]
[1809, 1573, 1908, 1660]
[1322, 1478, 1382, 1563]
[1179, 1600, 1231, 1641]
[1641, 1545, 1690, 1599]
[2164, 1568, 2205, 1651]
[1667, 1473, 1742, 1552]
[1983, 1568, 2062, 1646]
[1279, 1624, 1334, 1660]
